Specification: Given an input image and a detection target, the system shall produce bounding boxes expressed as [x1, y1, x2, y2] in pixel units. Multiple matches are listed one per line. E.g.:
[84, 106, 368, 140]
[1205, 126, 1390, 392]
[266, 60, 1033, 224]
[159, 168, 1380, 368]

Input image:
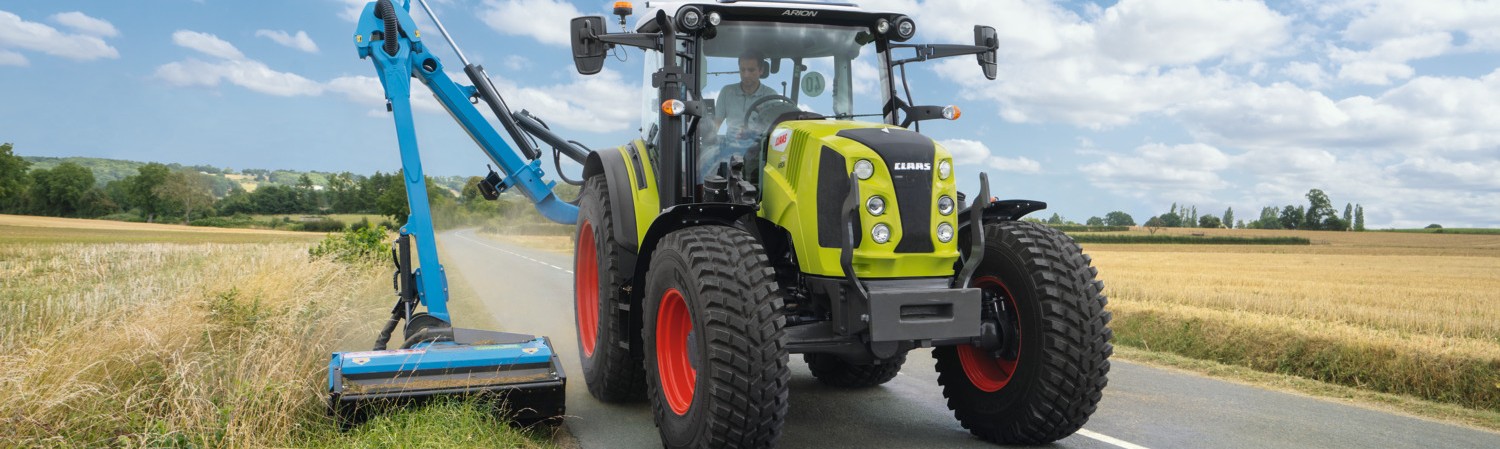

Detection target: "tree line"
[1138, 189, 1365, 232]
[2, 143, 459, 225]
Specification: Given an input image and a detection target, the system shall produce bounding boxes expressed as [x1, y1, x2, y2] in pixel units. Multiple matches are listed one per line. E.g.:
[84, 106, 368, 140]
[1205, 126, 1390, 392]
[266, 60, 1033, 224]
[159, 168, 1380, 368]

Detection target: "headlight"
[876, 19, 890, 34]
[938, 160, 951, 180]
[679, 7, 703, 30]
[866, 195, 886, 216]
[853, 159, 874, 180]
[707, 12, 721, 26]
[938, 195, 954, 215]
[937, 223, 954, 243]
[872, 223, 891, 244]
[894, 16, 916, 41]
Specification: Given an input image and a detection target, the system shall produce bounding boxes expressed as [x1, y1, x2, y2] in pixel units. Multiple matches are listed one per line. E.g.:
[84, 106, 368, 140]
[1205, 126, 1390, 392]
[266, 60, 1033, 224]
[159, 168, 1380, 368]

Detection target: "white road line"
[453, 231, 574, 275]
[1077, 429, 1150, 449]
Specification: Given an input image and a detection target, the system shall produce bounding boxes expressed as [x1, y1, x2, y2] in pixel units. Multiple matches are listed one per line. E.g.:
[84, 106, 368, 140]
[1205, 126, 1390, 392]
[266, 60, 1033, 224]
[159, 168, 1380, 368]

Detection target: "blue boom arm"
[354, 0, 581, 323]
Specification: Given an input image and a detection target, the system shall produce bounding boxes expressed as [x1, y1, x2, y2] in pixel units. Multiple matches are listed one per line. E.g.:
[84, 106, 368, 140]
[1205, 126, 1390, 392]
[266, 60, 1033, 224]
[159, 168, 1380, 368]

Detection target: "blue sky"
[1, 0, 1497, 228]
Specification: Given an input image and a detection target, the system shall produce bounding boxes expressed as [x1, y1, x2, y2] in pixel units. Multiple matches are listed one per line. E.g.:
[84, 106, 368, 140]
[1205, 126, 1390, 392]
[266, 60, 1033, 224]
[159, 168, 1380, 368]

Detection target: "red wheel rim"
[575, 221, 599, 357]
[958, 276, 1021, 392]
[656, 288, 696, 415]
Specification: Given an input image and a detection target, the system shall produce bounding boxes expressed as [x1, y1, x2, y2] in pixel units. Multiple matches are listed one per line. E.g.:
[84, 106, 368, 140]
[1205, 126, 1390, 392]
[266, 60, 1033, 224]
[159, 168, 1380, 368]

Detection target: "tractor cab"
[577, 1, 997, 205]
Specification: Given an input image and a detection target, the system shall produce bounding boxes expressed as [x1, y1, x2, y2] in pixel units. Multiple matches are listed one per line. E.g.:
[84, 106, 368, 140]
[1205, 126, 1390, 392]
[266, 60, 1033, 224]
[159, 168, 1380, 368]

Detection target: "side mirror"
[571, 16, 608, 75]
[974, 25, 998, 80]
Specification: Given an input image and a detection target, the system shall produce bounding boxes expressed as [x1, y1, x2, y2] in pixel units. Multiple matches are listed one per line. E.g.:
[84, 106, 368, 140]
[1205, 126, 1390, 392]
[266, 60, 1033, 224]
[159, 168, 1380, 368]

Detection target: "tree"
[1144, 216, 1164, 235]
[1188, 206, 1198, 228]
[0, 143, 31, 212]
[1350, 204, 1362, 232]
[1253, 206, 1281, 229]
[1304, 189, 1336, 230]
[1198, 215, 1223, 228]
[1223, 207, 1234, 229]
[1086, 216, 1104, 226]
[1236, 220, 1246, 229]
[1426, 223, 1442, 229]
[217, 187, 255, 216]
[1103, 211, 1136, 227]
[155, 170, 215, 224]
[1279, 205, 1302, 230]
[1046, 213, 1064, 225]
[28, 162, 95, 217]
[128, 163, 172, 222]
[1159, 212, 1183, 228]
[1354, 205, 1365, 231]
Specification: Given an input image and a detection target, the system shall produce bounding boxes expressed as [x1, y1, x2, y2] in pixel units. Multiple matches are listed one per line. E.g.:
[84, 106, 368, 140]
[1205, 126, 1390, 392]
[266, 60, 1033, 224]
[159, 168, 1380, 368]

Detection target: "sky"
[1, 0, 1497, 229]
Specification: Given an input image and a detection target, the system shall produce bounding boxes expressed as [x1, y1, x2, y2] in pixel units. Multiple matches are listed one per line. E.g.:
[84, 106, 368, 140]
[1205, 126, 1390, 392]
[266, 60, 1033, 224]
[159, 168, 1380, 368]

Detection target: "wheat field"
[1084, 228, 1500, 411]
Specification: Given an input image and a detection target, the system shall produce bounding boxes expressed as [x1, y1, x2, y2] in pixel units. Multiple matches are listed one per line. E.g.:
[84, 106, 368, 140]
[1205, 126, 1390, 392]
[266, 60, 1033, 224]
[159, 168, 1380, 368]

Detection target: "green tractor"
[568, 1, 1111, 446]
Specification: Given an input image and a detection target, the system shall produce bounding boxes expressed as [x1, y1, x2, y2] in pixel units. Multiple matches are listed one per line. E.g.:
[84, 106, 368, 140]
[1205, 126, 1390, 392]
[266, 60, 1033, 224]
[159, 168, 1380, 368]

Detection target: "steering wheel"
[740, 94, 798, 133]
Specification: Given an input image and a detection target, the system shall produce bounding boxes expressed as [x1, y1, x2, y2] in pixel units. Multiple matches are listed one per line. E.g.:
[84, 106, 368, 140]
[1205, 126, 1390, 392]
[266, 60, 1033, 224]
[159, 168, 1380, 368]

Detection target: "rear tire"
[575, 175, 646, 402]
[804, 353, 906, 388]
[934, 220, 1111, 444]
[643, 226, 789, 449]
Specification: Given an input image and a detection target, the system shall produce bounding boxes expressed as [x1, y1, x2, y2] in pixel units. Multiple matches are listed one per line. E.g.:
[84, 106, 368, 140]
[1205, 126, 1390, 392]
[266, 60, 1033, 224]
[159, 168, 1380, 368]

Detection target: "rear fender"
[582, 140, 657, 253]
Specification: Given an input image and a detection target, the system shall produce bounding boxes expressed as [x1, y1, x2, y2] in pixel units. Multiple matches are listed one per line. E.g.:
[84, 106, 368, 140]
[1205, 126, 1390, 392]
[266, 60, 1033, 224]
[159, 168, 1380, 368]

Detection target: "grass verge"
[1115, 346, 1500, 432]
[0, 224, 554, 448]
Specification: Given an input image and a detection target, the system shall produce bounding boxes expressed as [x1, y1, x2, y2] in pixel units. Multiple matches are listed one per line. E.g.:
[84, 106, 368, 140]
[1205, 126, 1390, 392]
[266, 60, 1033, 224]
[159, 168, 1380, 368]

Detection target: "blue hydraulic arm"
[354, 0, 583, 323]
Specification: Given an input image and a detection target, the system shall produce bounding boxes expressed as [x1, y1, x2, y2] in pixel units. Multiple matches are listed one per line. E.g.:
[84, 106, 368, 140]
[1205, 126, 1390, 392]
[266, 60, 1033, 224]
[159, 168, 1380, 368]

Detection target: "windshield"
[700, 21, 885, 133]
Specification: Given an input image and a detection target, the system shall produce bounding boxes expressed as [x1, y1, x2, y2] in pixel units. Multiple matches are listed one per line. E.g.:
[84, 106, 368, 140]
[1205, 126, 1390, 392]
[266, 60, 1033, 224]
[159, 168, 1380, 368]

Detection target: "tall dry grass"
[0, 242, 388, 447]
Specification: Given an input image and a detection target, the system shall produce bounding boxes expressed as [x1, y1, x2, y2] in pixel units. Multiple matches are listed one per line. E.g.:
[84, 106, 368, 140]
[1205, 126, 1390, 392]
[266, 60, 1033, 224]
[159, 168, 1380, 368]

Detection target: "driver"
[701, 52, 777, 177]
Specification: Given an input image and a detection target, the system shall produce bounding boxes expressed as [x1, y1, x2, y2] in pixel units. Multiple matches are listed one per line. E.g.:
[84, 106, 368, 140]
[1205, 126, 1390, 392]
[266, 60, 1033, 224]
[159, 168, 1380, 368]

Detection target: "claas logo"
[774, 132, 790, 147]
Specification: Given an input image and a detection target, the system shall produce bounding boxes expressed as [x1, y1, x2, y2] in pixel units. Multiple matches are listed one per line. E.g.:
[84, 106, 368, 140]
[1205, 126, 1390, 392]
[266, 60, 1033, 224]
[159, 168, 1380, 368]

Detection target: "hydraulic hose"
[377, 0, 399, 57]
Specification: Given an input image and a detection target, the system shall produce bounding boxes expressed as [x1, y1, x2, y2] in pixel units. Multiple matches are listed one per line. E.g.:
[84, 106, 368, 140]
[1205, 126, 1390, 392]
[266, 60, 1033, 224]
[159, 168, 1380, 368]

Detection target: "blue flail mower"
[328, 328, 565, 424]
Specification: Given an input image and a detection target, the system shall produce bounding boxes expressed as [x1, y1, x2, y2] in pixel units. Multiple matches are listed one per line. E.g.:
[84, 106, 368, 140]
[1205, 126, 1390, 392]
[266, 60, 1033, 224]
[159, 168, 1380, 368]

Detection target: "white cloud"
[940, 138, 990, 165]
[940, 139, 1041, 174]
[1331, 32, 1451, 85]
[1184, 69, 1500, 155]
[914, 0, 1289, 129]
[488, 67, 640, 132]
[256, 29, 319, 54]
[172, 30, 244, 60]
[1282, 61, 1329, 87]
[0, 49, 25, 66]
[0, 10, 118, 61]
[156, 58, 324, 97]
[503, 55, 530, 71]
[479, 0, 582, 46]
[326, 75, 443, 115]
[160, 31, 323, 97]
[50, 11, 118, 37]
[1079, 143, 1231, 201]
[337, 0, 371, 22]
[1093, 0, 1290, 68]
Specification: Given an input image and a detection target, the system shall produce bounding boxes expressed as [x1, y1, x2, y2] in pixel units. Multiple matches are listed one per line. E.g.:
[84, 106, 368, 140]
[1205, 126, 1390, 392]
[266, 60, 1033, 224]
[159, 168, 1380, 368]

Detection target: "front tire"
[643, 226, 789, 449]
[575, 175, 646, 402]
[934, 220, 1112, 444]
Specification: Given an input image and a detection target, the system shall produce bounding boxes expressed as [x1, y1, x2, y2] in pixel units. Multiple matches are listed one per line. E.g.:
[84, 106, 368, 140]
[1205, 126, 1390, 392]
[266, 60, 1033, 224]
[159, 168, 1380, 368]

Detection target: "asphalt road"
[437, 228, 1500, 449]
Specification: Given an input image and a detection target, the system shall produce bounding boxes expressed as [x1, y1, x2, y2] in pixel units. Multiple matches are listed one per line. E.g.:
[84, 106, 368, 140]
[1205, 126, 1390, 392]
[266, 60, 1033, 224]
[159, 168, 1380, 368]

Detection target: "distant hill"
[20, 156, 471, 197]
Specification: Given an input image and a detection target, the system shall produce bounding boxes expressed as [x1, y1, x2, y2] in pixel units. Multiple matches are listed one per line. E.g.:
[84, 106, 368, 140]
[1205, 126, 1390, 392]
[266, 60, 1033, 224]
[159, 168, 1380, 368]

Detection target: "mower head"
[327, 327, 566, 426]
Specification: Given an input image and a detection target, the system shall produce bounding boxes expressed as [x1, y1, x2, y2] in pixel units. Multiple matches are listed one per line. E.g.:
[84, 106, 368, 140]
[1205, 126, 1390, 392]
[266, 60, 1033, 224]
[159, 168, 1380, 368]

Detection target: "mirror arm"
[597, 32, 663, 51]
[892, 44, 989, 65]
